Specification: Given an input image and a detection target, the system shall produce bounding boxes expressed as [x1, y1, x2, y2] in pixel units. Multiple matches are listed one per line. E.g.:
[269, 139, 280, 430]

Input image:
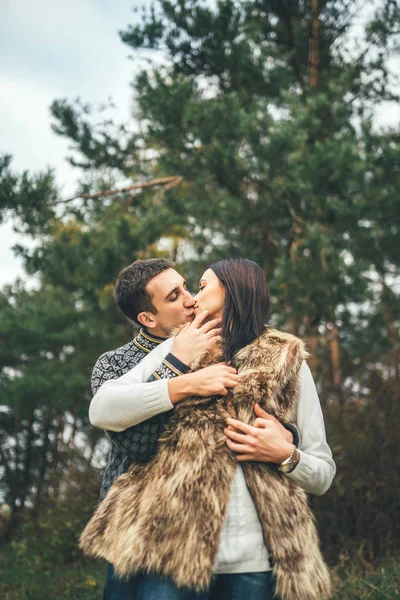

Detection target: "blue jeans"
[103, 564, 275, 600]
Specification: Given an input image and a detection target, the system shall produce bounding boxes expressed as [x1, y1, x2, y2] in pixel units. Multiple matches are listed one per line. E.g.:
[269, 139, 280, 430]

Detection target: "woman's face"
[194, 268, 225, 319]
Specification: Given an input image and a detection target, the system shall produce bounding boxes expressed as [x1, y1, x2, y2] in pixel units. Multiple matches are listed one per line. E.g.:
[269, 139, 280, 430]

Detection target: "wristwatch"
[278, 444, 299, 473]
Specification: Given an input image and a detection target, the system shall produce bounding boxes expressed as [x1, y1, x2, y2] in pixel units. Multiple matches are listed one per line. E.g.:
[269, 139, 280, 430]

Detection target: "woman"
[81, 258, 334, 600]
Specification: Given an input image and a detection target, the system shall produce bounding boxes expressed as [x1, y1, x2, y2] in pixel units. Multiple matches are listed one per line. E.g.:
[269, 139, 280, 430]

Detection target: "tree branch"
[55, 176, 183, 205]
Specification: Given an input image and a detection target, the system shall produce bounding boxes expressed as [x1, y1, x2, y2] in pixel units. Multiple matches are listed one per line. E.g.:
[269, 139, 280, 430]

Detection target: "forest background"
[1, 1, 400, 598]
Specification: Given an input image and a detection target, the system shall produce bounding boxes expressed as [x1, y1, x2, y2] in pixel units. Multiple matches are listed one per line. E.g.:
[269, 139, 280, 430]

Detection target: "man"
[90, 258, 300, 600]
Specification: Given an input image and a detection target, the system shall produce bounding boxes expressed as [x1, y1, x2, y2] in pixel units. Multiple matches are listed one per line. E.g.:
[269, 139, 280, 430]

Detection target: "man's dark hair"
[114, 258, 173, 324]
[209, 258, 270, 362]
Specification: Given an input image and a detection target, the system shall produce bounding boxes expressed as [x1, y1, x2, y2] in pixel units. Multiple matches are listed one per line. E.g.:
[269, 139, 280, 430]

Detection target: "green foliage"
[0, 280, 126, 511]
[1, 0, 399, 579]
[0, 458, 104, 599]
[314, 377, 400, 564]
[0, 154, 57, 233]
[50, 98, 141, 175]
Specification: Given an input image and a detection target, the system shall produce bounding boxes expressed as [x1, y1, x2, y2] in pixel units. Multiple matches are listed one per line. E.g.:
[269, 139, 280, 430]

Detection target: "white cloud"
[0, 0, 141, 288]
[0, 75, 75, 181]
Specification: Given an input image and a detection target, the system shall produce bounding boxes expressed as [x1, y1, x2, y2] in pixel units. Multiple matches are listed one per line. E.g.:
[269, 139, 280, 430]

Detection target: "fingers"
[253, 403, 274, 420]
[224, 427, 248, 444]
[253, 417, 276, 429]
[226, 417, 254, 435]
[226, 438, 252, 453]
[208, 364, 238, 375]
[235, 454, 255, 462]
[190, 310, 210, 328]
[253, 417, 268, 428]
[224, 377, 239, 389]
[205, 327, 222, 340]
[200, 317, 221, 333]
[176, 322, 191, 334]
[224, 366, 238, 375]
[202, 364, 238, 375]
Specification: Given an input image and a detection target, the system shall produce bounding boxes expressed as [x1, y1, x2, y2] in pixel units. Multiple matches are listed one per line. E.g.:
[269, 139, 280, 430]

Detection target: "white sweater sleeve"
[89, 338, 175, 432]
[285, 361, 336, 495]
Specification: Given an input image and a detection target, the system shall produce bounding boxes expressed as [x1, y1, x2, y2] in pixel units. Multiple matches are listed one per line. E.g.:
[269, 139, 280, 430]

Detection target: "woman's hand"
[253, 403, 294, 444]
[224, 413, 294, 464]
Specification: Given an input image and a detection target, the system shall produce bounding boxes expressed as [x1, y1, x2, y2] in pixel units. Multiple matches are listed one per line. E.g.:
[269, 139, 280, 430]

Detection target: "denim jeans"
[103, 564, 275, 600]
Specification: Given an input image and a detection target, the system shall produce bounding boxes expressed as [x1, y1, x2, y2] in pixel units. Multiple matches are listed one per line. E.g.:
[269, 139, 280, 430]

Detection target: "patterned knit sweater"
[91, 329, 189, 500]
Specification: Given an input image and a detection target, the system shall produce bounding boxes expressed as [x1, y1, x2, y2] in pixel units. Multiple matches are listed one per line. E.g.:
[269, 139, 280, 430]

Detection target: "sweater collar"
[133, 328, 166, 354]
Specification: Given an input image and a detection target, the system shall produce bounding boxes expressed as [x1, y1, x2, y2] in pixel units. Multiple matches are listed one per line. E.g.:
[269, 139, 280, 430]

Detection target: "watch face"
[279, 462, 293, 473]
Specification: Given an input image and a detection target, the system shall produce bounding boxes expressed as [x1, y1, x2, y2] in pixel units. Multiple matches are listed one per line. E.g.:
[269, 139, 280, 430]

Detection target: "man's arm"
[89, 337, 239, 432]
[89, 311, 221, 431]
[89, 339, 177, 432]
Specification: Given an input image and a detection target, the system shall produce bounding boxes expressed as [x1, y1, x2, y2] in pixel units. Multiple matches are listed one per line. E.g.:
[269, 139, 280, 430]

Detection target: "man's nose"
[183, 292, 196, 308]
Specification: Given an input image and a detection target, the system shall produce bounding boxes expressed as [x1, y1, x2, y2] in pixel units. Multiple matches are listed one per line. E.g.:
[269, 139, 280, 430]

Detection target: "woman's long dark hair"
[209, 258, 270, 362]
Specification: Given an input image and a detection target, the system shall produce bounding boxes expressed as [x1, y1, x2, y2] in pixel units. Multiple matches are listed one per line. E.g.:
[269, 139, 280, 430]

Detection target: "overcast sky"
[1, 0, 143, 288]
[1, 0, 399, 289]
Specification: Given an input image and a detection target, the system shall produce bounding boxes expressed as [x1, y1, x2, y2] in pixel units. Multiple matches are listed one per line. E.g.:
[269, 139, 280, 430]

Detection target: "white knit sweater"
[89, 339, 336, 574]
[214, 465, 271, 573]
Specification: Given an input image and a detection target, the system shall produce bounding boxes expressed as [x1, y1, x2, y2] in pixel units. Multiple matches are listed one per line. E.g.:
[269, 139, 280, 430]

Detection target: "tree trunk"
[329, 316, 344, 408]
[309, 0, 320, 88]
[20, 407, 35, 511]
[260, 220, 277, 281]
[10, 410, 21, 530]
[52, 413, 65, 500]
[380, 277, 400, 383]
[307, 321, 320, 376]
[34, 405, 52, 519]
[320, 322, 330, 403]
[68, 405, 77, 450]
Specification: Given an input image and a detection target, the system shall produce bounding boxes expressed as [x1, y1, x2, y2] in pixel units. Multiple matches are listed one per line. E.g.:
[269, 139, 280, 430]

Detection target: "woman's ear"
[137, 311, 157, 329]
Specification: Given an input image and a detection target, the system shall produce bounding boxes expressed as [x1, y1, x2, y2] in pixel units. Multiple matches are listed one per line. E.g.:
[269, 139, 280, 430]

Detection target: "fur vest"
[80, 328, 331, 600]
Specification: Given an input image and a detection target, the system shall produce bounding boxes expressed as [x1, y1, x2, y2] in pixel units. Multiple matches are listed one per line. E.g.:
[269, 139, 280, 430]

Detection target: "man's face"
[144, 268, 196, 337]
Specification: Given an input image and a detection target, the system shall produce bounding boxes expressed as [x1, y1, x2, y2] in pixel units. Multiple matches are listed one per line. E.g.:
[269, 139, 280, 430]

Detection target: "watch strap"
[278, 444, 299, 473]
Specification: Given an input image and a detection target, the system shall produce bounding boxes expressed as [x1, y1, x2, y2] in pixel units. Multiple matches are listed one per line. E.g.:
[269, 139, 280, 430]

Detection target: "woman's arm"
[285, 361, 336, 495]
[225, 361, 336, 496]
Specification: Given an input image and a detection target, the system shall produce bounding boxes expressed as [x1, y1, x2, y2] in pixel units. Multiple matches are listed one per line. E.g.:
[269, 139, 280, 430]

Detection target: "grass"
[1, 542, 399, 600]
[331, 561, 400, 600]
[0, 562, 104, 600]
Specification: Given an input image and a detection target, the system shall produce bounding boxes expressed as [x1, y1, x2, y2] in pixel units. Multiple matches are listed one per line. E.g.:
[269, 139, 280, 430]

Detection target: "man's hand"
[253, 404, 294, 444]
[168, 364, 238, 404]
[171, 310, 222, 366]
[190, 363, 239, 397]
[224, 413, 294, 464]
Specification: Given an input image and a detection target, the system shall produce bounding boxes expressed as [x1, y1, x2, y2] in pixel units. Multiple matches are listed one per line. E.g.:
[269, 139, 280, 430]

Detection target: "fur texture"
[80, 328, 331, 600]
